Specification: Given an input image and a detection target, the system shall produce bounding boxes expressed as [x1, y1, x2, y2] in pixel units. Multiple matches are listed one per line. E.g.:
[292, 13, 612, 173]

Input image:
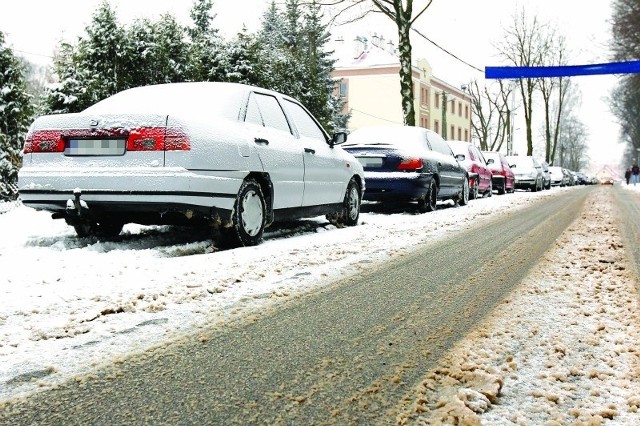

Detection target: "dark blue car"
[342, 125, 469, 212]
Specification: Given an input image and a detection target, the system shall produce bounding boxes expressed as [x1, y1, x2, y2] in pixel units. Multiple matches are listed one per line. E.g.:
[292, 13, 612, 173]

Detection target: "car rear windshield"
[344, 127, 429, 151]
[84, 83, 243, 121]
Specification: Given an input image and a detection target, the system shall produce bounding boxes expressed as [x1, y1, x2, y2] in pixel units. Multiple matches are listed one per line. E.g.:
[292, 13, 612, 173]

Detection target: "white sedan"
[18, 82, 364, 246]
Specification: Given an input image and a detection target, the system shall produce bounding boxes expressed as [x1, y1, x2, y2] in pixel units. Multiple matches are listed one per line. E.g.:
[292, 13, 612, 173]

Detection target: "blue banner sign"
[485, 60, 640, 79]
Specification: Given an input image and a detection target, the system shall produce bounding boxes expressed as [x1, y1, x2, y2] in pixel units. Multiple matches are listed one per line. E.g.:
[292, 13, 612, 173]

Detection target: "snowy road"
[3, 186, 625, 424]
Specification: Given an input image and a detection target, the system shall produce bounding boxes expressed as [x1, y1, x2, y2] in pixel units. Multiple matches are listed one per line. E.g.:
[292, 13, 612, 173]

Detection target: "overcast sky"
[0, 0, 624, 168]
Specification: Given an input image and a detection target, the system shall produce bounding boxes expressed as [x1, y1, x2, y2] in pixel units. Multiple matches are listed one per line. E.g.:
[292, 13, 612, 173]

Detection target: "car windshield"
[84, 83, 243, 121]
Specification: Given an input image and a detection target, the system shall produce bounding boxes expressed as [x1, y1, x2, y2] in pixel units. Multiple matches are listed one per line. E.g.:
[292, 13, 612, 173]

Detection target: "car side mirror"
[330, 131, 347, 147]
[486, 158, 494, 165]
[455, 154, 465, 162]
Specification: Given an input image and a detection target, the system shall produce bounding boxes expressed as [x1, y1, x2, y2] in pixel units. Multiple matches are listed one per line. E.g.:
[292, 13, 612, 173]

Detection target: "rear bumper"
[18, 167, 244, 219]
[361, 171, 432, 201]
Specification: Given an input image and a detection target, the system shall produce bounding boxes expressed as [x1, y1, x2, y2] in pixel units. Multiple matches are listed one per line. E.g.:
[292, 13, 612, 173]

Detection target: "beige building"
[331, 35, 472, 142]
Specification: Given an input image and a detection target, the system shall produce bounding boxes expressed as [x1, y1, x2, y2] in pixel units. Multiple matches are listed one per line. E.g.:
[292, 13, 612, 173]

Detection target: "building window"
[458, 102, 462, 116]
[451, 125, 455, 137]
[464, 129, 469, 141]
[465, 105, 469, 119]
[450, 100, 455, 113]
[339, 80, 348, 97]
[458, 127, 462, 140]
[435, 93, 440, 108]
[434, 120, 440, 134]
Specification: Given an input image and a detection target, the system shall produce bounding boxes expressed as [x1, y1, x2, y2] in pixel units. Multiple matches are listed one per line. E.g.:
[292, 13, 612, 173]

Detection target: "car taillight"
[397, 158, 424, 171]
[127, 127, 190, 151]
[23, 130, 65, 153]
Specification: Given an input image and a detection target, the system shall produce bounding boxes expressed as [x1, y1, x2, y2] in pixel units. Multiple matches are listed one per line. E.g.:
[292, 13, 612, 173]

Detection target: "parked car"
[541, 161, 551, 190]
[548, 166, 566, 187]
[18, 82, 365, 247]
[447, 140, 492, 199]
[482, 151, 515, 195]
[505, 155, 544, 192]
[342, 125, 469, 212]
[575, 172, 588, 185]
[563, 168, 576, 186]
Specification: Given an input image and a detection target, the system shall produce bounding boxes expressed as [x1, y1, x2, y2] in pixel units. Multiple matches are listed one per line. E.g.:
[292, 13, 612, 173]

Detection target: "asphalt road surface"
[0, 187, 596, 425]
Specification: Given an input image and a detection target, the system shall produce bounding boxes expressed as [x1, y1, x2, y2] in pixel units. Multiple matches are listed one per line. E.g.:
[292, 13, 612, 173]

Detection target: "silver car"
[505, 155, 544, 192]
[18, 82, 365, 246]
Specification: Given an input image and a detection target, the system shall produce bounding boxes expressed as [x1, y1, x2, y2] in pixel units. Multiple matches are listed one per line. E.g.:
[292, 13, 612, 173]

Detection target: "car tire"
[418, 179, 438, 212]
[470, 180, 478, 200]
[228, 178, 266, 247]
[486, 182, 493, 197]
[328, 178, 361, 227]
[457, 177, 470, 206]
[498, 181, 506, 195]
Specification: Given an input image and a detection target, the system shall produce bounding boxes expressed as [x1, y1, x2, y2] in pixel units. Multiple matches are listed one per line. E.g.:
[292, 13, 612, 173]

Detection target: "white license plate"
[357, 157, 384, 167]
[66, 139, 126, 156]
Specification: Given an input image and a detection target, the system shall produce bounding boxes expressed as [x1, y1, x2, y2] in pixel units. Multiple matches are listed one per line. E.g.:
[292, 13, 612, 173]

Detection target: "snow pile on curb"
[397, 188, 640, 425]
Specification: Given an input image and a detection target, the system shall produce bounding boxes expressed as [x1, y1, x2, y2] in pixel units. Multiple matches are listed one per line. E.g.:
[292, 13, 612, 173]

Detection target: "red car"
[448, 141, 493, 199]
[482, 151, 516, 195]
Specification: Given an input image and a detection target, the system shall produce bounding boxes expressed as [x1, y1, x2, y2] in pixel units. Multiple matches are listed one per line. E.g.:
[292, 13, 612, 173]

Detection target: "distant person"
[625, 168, 632, 185]
[633, 163, 640, 186]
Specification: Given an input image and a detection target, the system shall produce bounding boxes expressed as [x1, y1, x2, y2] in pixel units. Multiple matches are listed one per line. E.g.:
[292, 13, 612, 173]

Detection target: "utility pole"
[442, 92, 448, 140]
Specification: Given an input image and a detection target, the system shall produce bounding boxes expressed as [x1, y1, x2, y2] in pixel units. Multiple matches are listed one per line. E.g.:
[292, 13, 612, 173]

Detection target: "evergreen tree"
[152, 14, 190, 83]
[0, 31, 34, 200]
[225, 27, 258, 84]
[76, 0, 128, 107]
[187, 0, 226, 81]
[44, 42, 86, 114]
[300, 1, 339, 130]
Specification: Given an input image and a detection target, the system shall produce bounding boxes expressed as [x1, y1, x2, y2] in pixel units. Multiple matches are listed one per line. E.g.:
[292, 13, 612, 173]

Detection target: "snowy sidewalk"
[397, 187, 640, 425]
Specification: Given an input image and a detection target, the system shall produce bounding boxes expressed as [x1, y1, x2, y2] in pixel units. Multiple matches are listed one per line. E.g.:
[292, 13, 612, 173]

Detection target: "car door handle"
[304, 148, 315, 154]
[254, 137, 269, 145]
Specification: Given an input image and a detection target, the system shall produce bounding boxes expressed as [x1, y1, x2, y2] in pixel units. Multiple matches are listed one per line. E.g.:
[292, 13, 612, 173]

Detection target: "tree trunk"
[396, 19, 415, 126]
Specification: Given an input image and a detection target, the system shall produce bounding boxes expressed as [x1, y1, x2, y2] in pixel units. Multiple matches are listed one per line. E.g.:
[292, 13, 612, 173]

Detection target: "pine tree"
[0, 31, 34, 200]
[225, 27, 258, 84]
[187, 0, 226, 82]
[44, 42, 86, 114]
[77, 0, 128, 107]
[152, 14, 190, 83]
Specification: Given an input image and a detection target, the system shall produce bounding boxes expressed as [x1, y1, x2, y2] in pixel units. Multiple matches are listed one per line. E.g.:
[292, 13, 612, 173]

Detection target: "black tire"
[470, 180, 478, 200]
[458, 176, 470, 206]
[328, 178, 361, 227]
[227, 179, 266, 247]
[486, 182, 493, 197]
[498, 181, 506, 195]
[418, 179, 438, 212]
[532, 179, 539, 192]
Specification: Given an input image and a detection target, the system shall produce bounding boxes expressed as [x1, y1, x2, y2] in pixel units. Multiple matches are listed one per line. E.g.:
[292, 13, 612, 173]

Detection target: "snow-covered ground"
[1, 184, 639, 425]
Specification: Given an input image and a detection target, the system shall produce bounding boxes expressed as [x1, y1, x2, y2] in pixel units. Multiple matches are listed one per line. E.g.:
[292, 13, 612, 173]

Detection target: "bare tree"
[318, 0, 434, 126]
[467, 79, 513, 152]
[537, 30, 571, 165]
[495, 8, 549, 156]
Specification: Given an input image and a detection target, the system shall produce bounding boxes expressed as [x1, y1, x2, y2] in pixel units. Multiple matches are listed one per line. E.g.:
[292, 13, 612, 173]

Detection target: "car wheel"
[228, 178, 266, 247]
[328, 178, 361, 227]
[498, 181, 506, 195]
[457, 177, 470, 206]
[486, 182, 493, 197]
[470, 180, 478, 200]
[418, 179, 438, 212]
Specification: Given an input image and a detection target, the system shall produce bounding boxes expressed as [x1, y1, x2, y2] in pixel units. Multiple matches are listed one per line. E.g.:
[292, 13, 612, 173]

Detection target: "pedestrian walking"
[625, 168, 632, 185]
[633, 163, 640, 186]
